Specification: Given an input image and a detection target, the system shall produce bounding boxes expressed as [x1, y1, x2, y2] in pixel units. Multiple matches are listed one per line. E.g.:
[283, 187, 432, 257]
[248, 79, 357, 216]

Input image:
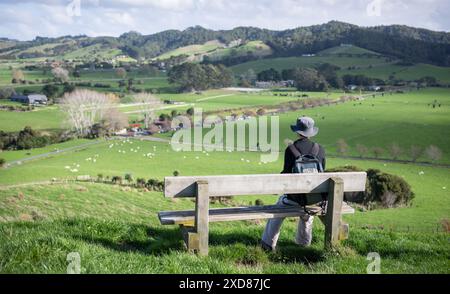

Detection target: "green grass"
[318, 45, 381, 56]
[157, 88, 450, 164]
[0, 139, 93, 162]
[0, 106, 65, 132]
[0, 155, 448, 273]
[231, 55, 450, 84]
[208, 41, 273, 60]
[0, 85, 449, 273]
[156, 40, 272, 62]
[61, 44, 125, 61]
[157, 40, 224, 60]
[231, 55, 391, 75]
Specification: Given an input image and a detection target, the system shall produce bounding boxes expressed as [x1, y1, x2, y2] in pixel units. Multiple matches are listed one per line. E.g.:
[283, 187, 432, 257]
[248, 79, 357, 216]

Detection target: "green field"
[0, 80, 449, 273]
[156, 40, 225, 60]
[231, 56, 450, 84]
[0, 106, 65, 132]
[231, 55, 391, 75]
[207, 41, 273, 60]
[61, 44, 125, 61]
[0, 139, 448, 273]
[156, 40, 272, 62]
[317, 45, 381, 56]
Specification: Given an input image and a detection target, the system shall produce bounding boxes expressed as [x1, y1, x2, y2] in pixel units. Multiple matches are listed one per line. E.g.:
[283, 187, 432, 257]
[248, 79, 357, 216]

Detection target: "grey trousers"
[262, 195, 314, 248]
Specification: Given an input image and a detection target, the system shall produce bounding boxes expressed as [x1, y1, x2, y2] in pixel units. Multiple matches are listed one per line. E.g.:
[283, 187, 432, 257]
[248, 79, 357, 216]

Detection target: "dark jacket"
[281, 137, 326, 204]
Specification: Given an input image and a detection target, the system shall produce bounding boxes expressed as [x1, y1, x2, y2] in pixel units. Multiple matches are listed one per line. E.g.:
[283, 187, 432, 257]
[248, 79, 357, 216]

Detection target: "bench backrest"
[164, 172, 367, 198]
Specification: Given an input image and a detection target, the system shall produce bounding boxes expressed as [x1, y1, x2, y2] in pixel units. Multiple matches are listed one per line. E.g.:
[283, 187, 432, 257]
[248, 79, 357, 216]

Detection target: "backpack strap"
[310, 143, 320, 157]
[288, 143, 302, 159]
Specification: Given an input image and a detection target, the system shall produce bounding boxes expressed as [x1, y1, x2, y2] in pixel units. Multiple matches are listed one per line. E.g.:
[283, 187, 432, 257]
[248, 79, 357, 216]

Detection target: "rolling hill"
[0, 21, 448, 66]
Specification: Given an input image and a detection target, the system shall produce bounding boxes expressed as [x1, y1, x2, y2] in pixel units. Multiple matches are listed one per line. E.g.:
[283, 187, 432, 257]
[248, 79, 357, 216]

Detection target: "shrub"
[136, 178, 146, 188]
[255, 199, 264, 206]
[124, 173, 133, 184]
[146, 178, 164, 191]
[97, 173, 104, 182]
[366, 169, 414, 207]
[111, 176, 123, 185]
[327, 166, 414, 208]
[0, 158, 5, 167]
[173, 170, 179, 177]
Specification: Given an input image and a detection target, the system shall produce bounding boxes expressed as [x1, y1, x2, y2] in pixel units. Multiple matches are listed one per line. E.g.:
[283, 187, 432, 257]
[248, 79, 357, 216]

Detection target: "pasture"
[0, 84, 449, 273]
[156, 88, 450, 164]
[231, 56, 450, 84]
[0, 139, 448, 273]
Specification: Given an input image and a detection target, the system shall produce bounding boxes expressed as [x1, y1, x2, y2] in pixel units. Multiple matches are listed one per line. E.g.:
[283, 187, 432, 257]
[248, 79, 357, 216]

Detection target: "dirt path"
[195, 94, 233, 102]
[5, 139, 106, 168]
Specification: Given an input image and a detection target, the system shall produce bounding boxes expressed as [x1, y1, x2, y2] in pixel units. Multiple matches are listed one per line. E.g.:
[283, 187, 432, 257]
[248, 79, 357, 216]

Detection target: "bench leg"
[195, 180, 209, 256]
[319, 217, 349, 241]
[324, 177, 344, 249]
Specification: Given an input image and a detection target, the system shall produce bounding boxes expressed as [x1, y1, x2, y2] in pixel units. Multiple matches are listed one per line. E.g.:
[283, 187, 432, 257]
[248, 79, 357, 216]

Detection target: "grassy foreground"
[0, 180, 448, 274]
[0, 148, 449, 273]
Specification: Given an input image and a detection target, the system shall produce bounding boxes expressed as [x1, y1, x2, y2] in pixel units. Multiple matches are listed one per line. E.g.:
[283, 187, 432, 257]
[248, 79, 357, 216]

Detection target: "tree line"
[167, 63, 233, 92]
[4, 22, 448, 66]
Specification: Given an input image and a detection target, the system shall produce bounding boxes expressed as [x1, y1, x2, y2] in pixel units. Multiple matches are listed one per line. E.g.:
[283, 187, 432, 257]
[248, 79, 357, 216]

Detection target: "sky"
[1, 0, 449, 41]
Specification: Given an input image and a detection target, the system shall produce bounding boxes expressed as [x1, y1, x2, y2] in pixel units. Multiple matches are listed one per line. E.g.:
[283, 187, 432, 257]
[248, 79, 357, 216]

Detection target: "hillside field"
[0, 139, 448, 273]
[231, 56, 450, 84]
[0, 82, 449, 273]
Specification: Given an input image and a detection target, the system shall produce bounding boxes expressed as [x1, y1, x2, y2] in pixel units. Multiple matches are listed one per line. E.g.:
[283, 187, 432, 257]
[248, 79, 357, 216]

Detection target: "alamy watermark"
[66, 0, 82, 17]
[66, 252, 81, 274]
[170, 108, 280, 163]
[366, 252, 381, 274]
[366, 0, 383, 17]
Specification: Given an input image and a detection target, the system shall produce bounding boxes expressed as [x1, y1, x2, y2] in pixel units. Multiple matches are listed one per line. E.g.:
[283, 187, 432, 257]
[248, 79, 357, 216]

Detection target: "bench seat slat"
[158, 203, 355, 225]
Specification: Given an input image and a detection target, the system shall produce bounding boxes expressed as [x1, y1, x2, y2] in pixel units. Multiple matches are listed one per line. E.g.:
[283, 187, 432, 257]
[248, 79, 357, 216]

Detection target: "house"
[11, 94, 48, 105]
[346, 84, 358, 91]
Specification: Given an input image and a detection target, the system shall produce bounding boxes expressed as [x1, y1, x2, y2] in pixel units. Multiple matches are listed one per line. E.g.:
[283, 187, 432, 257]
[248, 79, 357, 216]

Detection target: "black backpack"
[288, 142, 326, 214]
[288, 142, 324, 174]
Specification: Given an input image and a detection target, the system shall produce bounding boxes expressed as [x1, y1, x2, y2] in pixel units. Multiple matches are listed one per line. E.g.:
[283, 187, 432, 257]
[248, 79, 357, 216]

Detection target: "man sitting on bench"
[261, 116, 326, 251]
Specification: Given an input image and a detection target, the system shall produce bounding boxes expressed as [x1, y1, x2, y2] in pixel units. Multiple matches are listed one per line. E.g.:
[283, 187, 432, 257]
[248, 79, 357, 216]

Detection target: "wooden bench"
[158, 172, 367, 256]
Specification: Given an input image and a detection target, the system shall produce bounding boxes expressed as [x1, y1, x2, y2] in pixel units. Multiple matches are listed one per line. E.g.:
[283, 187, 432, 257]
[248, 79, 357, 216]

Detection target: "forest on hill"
[1, 21, 449, 66]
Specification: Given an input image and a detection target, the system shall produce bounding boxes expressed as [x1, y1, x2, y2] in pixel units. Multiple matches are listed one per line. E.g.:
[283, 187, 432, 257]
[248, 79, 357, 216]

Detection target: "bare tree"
[106, 93, 120, 104]
[425, 145, 443, 162]
[372, 147, 384, 159]
[103, 107, 128, 132]
[356, 144, 369, 158]
[336, 139, 349, 156]
[132, 93, 162, 128]
[388, 143, 402, 160]
[115, 67, 127, 79]
[12, 69, 24, 83]
[60, 89, 113, 136]
[52, 67, 69, 83]
[410, 145, 423, 162]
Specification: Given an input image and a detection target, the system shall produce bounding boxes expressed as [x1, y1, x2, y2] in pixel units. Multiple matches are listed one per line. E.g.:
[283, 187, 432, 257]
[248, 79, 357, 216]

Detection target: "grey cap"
[290, 116, 319, 137]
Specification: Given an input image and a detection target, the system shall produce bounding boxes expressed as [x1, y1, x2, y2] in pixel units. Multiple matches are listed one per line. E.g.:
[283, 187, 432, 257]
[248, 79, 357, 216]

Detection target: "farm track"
[123, 103, 193, 114]
[4, 139, 107, 168]
[195, 94, 234, 102]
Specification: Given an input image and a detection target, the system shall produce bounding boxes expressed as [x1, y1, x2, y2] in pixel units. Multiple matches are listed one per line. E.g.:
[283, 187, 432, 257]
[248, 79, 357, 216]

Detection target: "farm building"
[10, 94, 48, 105]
